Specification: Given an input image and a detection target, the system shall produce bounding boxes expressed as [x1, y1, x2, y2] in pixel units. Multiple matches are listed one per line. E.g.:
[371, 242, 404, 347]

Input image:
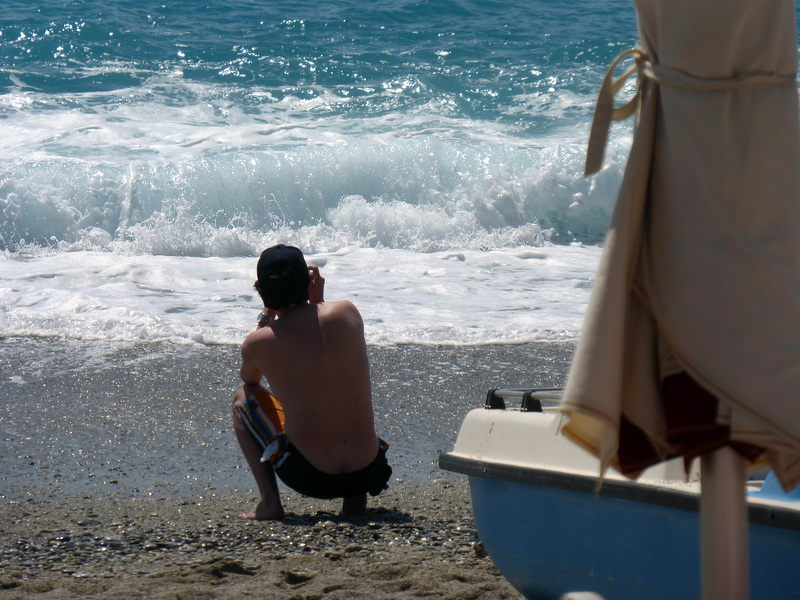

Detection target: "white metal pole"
[700, 445, 750, 600]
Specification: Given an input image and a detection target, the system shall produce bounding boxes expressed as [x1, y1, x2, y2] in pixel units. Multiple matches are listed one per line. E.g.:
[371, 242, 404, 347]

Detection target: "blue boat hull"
[468, 474, 800, 600]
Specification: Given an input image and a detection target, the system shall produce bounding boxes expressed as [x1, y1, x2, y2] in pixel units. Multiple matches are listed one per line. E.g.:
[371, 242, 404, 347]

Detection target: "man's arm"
[239, 334, 264, 385]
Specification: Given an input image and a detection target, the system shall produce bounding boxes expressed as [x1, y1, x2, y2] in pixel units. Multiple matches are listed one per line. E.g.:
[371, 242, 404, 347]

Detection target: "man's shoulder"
[316, 300, 364, 335]
[242, 324, 277, 349]
[319, 299, 361, 319]
[322, 299, 358, 311]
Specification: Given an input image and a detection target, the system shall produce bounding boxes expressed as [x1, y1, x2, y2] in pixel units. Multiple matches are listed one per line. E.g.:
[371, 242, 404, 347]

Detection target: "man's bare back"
[239, 299, 379, 474]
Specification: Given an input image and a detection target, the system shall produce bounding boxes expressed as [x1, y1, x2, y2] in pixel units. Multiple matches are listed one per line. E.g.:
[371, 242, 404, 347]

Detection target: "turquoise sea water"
[1, 0, 639, 252]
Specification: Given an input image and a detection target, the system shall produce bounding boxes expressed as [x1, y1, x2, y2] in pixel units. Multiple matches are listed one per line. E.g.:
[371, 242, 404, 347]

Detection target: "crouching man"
[233, 244, 391, 520]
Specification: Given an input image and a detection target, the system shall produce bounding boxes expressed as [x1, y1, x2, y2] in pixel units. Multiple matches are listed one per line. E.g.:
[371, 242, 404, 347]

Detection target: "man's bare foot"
[237, 500, 285, 521]
[341, 494, 367, 518]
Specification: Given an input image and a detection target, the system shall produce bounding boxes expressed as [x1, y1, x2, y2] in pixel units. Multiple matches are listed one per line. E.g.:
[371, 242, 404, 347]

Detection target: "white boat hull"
[439, 392, 800, 600]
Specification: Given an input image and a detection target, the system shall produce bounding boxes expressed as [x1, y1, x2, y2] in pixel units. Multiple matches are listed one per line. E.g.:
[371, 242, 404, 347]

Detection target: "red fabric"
[617, 372, 764, 478]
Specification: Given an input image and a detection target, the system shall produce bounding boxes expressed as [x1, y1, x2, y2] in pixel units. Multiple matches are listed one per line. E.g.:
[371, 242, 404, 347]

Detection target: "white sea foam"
[0, 244, 601, 347]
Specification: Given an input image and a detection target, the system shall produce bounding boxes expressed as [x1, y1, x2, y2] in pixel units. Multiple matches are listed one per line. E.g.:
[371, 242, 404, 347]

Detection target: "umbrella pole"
[700, 446, 749, 600]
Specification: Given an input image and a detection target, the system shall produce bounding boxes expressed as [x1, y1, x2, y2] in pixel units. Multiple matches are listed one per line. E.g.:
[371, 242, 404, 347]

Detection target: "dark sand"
[1, 480, 525, 599]
[1, 339, 575, 599]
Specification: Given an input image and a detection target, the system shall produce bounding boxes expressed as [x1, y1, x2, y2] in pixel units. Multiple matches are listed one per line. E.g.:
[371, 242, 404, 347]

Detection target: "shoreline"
[0, 478, 523, 599]
[1, 337, 575, 501]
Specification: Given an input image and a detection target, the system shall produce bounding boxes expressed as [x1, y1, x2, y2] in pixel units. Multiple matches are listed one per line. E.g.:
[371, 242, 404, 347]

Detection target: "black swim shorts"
[275, 440, 392, 499]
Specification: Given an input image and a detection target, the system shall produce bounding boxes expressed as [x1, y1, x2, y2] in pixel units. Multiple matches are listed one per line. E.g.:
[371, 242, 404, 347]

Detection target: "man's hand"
[257, 308, 277, 328]
[308, 265, 325, 304]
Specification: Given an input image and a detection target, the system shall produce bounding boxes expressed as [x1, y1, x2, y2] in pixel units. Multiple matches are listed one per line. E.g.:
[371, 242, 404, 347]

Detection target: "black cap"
[257, 244, 309, 285]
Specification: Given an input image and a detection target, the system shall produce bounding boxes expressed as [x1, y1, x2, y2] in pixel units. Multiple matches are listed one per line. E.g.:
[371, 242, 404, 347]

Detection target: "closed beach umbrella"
[560, 0, 800, 597]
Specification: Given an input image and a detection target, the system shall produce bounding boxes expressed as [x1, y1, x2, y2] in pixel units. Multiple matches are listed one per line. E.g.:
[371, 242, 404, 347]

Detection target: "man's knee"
[233, 386, 247, 411]
[233, 383, 268, 411]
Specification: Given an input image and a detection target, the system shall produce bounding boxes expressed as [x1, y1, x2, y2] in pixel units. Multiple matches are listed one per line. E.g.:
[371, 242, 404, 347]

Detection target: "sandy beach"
[0, 479, 523, 600]
[1, 339, 575, 599]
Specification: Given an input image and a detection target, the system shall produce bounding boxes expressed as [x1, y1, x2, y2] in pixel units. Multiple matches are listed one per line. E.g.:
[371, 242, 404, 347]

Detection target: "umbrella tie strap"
[584, 49, 648, 176]
[584, 48, 797, 176]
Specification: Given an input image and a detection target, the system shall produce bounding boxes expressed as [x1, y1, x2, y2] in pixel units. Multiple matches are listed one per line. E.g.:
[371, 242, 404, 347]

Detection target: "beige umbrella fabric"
[560, 0, 800, 492]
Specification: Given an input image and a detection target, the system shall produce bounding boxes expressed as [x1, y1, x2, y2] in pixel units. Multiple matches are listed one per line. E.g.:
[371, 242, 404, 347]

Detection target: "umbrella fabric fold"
[560, 0, 800, 492]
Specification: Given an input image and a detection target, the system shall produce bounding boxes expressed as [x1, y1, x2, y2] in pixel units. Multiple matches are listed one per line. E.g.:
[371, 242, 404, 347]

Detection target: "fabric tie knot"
[584, 49, 797, 177]
[584, 49, 647, 177]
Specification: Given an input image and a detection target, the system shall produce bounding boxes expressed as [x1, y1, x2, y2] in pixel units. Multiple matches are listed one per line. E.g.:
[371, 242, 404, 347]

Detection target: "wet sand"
[0, 339, 574, 499]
